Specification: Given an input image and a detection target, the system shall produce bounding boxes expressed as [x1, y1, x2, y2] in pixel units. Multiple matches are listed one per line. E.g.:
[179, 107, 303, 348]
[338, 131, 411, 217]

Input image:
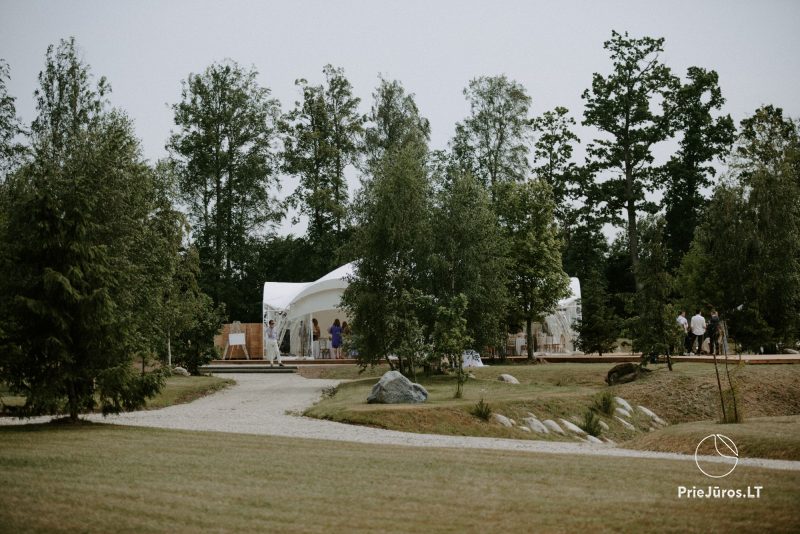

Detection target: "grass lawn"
[0, 375, 233, 416]
[627, 415, 800, 461]
[0, 424, 798, 533]
[303, 363, 800, 454]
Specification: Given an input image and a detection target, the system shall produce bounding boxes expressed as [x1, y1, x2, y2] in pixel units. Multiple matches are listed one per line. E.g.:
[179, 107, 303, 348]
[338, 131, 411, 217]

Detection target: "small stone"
[542, 419, 565, 435]
[559, 418, 587, 435]
[574, 435, 588, 443]
[526, 412, 537, 419]
[585, 435, 603, 444]
[518, 426, 531, 432]
[614, 397, 632, 412]
[523, 417, 549, 434]
[603, 437, 616, 446]
[598, 420, 610, 431]
[491, 413, 513, 427]
[614, 416, 636, 431]
[637, 405, 657, 418]
[615, 407, 631, 418]
[498, 374, 520, 384]
[509, 418, 516, 426]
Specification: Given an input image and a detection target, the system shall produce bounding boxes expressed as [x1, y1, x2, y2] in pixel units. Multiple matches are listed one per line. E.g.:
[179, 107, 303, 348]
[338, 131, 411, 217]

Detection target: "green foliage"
[631, 216, 683, 361]
[591, 391, 615, 417]
[0, 59, 26, 179]
[470, 398, 492, 421]
[580, 409, 603, 437]
[501, 179, 571, 359]
[430, 294, 472, 398]
[342, 78, 432, 375]
[663, 67, 735, 270]
[679, 106, 800, 351]
[452, 75, 532, 203]
[431, 170, 509, 353]
[168, 60, 283, 320]
[282, 64, 363, 261]
[573, 267, 619, 356]
[531, 106, 581, 227]
[582, 31, 680, 289]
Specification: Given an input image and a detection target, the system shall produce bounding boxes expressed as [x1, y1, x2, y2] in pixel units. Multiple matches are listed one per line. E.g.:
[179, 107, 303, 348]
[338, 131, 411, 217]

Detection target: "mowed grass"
[627, 415, 800, 461]
[1, 424, 798, 533]
[0, 375, 233, 415]
[303, 363, 800, 448]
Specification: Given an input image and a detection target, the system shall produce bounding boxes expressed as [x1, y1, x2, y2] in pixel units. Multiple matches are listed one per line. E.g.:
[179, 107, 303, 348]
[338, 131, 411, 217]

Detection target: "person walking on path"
[329, 319, 343, 359]
[689, 310, 706, 355]
[266, 320, 284, 367]
[677, 310, 689, 355]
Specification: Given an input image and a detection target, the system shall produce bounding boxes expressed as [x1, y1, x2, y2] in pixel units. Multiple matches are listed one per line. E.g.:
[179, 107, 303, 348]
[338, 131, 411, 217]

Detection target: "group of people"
[264, 317, 352, 364]
[311, 318, 351, 359]
[676, 309, 722, 356]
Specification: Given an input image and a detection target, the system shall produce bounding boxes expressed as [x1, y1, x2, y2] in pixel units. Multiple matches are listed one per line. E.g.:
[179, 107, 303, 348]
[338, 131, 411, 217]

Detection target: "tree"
[362, 76, 430, 174]
[430, 170, 509, 354]
[430, 294, 471, 398]
[582, 31, 679, 289]
[282, 65, 363, 264]
[168, 60, 283, 319]
[663, 67, 735, 269]
[501, 179, 571, 360]
[0, 59, 25, 180]
[531, 106, 581, 227]
[565, 223, 620, 355]
[630, 216, 682, 362]
[452, 75, 532, 203]
[0, 39, 170, 420]
[680, 106, 800, 350]
[342, 79, 432, 375]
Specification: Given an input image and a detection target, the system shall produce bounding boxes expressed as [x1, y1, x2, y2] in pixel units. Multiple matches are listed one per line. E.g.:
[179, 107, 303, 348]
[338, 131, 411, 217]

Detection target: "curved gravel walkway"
[3, 373, 799, 472]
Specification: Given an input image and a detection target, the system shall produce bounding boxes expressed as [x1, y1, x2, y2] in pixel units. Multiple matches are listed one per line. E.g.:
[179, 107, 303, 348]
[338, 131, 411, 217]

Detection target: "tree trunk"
[167, 328, 172, 368]
[625, 162, 641, 291]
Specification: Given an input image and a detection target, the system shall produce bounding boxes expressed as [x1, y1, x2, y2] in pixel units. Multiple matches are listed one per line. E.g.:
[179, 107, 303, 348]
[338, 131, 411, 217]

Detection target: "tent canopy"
[262, 262, 354, 320]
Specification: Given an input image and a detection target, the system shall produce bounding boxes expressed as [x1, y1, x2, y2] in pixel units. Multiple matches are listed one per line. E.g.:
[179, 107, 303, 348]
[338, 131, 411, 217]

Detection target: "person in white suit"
[266, 320, 283, 366]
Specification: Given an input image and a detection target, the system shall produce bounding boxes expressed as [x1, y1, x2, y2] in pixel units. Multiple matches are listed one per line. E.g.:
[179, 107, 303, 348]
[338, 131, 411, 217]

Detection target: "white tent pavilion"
[263, 263, 581, 359]
[262, 263, 354, 358]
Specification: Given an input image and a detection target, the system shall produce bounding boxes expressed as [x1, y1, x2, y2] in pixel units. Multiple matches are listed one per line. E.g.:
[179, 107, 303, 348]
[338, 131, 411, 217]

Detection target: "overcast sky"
[2, 0, 799, 234]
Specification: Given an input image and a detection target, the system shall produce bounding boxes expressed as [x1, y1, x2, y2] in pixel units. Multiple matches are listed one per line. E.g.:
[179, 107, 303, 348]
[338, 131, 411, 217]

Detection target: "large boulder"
[172, 366, 190, 377]
[367, 371, 428, 404]
[491, 413, 513, 427]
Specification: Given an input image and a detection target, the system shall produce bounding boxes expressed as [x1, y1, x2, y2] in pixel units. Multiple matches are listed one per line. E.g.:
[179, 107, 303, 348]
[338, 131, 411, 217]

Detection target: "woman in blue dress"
[329, 318, 343, 359]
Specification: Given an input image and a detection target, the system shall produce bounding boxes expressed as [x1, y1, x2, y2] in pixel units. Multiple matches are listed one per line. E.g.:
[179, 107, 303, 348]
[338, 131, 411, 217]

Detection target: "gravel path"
[3, 373, 799, 472]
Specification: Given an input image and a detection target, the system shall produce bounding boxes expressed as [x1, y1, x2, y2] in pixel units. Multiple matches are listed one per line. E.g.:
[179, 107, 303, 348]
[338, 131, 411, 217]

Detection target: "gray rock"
[492, 413, 513, 427]
[614, 415, 636, 431]
[518, 426, 531, 432]
[523, 417, 549, 434]
[586, 435, 603, 444]
[498, 374, 520, 384]
[559, 418, 587, 435]
[526, 411, 537, 419]
[785, 348, 799, 354]
[615, 407, 631, 418]
[637, 405, 657, 418]
[367, 371, 428, 404]
[614, 397, 632, 412]
[598, 420, 610, 431]
[172, 366, 190, 376]
[509, 418, 516, 426]
[542, 419, 565, 435]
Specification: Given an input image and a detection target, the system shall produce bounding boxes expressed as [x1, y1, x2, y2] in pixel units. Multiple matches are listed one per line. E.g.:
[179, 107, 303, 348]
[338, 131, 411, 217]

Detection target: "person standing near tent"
[329, 319, 343, 359]
[266, 320, 284, 366]
[689, 309, 706, 355]
[312, 318, 321, 359]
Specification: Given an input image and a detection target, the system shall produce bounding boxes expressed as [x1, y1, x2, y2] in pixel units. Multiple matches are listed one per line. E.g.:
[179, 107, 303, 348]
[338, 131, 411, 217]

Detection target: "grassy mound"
[303, 363, 800, 451]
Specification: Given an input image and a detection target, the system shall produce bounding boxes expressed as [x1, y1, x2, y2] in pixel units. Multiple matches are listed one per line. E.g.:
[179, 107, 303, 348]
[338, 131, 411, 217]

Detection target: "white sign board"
[229, 333, 246, 346]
